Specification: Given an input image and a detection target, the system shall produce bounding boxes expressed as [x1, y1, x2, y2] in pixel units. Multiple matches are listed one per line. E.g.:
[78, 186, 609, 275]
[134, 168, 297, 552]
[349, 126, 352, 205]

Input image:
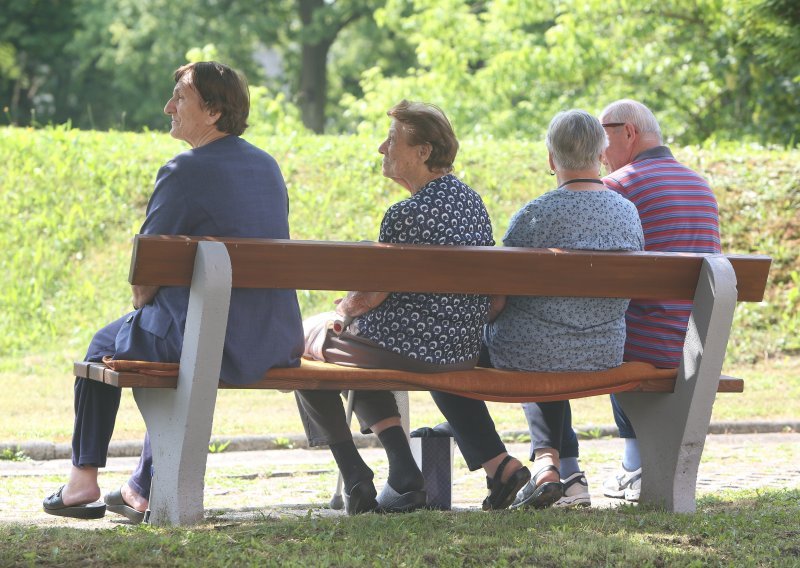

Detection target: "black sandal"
[482, 456, 531, 511]
[510, 464, 563, 509]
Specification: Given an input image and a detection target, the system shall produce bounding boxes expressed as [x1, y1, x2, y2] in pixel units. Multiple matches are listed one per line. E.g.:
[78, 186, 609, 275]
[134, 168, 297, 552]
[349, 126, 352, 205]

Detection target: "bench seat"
[75, 359, 743, 401]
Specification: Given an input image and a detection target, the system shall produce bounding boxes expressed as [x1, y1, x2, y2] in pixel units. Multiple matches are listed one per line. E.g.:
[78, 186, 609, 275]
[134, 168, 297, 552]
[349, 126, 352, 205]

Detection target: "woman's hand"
[488, 294, 507, 322]
[335, 291, 390, 318]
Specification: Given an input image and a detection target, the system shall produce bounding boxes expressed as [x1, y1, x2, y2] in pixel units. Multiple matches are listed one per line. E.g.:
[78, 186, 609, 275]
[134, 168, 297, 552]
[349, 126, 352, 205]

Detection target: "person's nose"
[164, 97, 175, 115]
[378, 139, 388, 155]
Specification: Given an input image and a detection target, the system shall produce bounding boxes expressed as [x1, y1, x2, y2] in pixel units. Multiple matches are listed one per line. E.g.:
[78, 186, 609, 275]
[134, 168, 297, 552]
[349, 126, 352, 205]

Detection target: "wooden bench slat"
[74, 361, 744, 399]
[129, 236, 771, 302]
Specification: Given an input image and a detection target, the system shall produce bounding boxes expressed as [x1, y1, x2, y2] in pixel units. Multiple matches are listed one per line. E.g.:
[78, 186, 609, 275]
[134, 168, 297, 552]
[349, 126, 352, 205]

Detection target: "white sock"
[622, 438, 641, 471]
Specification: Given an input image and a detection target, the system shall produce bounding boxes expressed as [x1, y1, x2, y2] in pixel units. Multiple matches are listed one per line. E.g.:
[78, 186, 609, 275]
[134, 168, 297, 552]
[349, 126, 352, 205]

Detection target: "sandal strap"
[486, 455, 515, 489]
[533, 464, 560, 485]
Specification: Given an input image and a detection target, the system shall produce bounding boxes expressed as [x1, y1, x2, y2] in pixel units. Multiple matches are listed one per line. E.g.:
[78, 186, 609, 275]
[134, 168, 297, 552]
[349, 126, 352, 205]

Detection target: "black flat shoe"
[376, 483, 427, 513]
[104, 487, 146, 524]
[510, 465, 563, 510]
[343, 479, 378, 515]
[482, 456, 531, 511]
[43, 485, 106, 520]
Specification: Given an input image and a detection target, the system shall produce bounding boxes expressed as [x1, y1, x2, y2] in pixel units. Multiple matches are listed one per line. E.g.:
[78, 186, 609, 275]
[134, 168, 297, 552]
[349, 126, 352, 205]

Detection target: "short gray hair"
[600, 99, 663, 144]
[545, 109, 608, 171]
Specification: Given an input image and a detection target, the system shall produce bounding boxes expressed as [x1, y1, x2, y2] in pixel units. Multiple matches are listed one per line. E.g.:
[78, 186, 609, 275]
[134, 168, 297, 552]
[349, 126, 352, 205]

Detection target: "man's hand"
[334, 290, 390, 318]
[132, 285, 159, 310]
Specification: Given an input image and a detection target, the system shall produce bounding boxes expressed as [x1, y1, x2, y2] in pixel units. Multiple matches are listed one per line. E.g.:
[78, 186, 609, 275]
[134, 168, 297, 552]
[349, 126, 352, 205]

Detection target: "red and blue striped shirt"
[603, 146, 721, 368]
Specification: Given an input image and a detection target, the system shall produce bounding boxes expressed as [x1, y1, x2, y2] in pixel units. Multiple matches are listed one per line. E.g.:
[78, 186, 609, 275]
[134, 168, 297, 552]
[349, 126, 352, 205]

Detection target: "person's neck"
[407, 170, 448, 195]
[555, 168, 604, 191]
[191, 130, 229, 149]
[630, 138, 662, 161]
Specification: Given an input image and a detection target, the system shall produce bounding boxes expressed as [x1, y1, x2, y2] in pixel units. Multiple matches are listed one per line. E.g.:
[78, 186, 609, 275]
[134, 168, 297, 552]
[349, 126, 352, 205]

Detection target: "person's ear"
[206, 108, 221, 126]
[418, 143, 432, 161]
[548, 151, 556, 172]
[624, 122, 636, 143]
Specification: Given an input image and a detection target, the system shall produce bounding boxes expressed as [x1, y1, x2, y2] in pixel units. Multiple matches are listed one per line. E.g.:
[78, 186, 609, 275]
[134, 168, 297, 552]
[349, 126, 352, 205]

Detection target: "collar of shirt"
[632, 145, 673, 163]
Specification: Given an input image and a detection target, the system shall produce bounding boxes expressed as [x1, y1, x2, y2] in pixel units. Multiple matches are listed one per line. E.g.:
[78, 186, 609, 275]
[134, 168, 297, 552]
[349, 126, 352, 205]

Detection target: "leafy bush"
[0, 126, 796, 363]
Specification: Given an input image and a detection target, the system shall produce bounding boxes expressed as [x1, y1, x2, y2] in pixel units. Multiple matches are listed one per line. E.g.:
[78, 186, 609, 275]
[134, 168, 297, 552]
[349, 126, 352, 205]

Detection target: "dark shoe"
[554, 471, 591, 508]
[343, 479, 378, 515]
[511, 465, 563, 510]
[43, 485, 106, 520]
[376, 483, 427, 513]
[409, 422, 454, 438]
[104, 487, 146, 524]
[482, 456, 531, 511]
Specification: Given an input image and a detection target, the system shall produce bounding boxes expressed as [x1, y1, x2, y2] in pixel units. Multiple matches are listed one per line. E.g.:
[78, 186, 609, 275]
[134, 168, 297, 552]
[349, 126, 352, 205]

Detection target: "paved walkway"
[2, 432, 798, 527]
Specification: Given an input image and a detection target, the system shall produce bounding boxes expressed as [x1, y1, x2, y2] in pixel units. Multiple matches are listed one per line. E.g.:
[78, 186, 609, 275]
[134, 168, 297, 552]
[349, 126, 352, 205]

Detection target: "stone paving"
[1, 432, 798, 528]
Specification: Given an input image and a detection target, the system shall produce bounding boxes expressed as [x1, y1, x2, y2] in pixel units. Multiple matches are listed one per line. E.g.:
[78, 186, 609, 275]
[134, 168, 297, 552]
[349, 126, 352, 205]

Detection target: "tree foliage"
[344, 0, 800, 145]
[0, 0, 78, 126]
[0, 0, 798, 145]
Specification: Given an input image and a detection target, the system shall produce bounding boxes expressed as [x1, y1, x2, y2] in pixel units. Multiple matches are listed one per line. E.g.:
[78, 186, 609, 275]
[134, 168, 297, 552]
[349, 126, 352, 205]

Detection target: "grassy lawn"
[1, 352, 798, 444]
[1, 489, 798, 567]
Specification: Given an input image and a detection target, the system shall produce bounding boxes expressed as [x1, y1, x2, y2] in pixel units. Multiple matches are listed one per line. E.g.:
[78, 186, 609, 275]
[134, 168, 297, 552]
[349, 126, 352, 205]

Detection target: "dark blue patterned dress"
[352, 174, 494, 365]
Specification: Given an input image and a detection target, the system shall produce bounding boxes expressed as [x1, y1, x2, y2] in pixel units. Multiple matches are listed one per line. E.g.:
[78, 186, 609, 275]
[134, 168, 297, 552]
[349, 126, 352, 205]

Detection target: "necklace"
[558, 178, 605, 189]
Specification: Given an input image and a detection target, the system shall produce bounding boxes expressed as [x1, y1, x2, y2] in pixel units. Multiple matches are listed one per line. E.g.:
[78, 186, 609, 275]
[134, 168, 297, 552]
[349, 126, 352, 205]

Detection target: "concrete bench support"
[616, 256, 737, 512]
[133, 242, 232, 525]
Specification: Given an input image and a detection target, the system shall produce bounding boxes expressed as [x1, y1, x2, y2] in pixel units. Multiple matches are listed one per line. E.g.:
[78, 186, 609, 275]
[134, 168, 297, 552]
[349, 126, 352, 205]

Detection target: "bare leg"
[532, 447, 561, 483]
[370, 416, 402, 435]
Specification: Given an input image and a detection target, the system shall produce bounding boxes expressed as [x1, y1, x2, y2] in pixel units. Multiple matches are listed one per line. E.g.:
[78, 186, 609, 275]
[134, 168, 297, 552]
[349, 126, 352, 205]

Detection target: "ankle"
[329, 440, 373, 493]
[483, 453, 523, 482]
[63, 465, 101, 505]
[121, 483, 149, 513]
[532, 449, 560, 484]
[377, 426, 424, 492]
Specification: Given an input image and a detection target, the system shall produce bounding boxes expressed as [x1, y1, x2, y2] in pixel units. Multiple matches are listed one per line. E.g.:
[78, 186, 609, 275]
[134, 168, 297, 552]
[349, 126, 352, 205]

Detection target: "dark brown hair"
[387, 100, 458, 172]
[174, 61, 249, 136]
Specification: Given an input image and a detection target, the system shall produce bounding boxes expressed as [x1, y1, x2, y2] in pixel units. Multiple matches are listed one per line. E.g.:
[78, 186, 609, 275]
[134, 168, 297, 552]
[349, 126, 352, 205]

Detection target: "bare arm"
[488, 294, 507, 322]
[335, 290, 390, 318]
[132, 285, 159, 310]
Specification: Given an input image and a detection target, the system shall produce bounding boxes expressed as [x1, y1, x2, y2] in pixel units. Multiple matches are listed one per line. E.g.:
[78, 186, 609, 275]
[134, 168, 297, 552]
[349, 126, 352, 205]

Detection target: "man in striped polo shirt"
[599, 99, 721, 502]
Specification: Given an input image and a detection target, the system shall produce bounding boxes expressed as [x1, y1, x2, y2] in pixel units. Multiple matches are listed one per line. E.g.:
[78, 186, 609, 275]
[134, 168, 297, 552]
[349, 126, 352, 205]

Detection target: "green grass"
[1, 126, 798, 362]
[1, 489, 798, 566]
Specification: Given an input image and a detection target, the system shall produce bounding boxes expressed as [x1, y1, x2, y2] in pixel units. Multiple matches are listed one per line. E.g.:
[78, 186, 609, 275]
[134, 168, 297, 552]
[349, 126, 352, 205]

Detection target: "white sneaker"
[602, 466, 641, 501]
[554, 471, 591, 508]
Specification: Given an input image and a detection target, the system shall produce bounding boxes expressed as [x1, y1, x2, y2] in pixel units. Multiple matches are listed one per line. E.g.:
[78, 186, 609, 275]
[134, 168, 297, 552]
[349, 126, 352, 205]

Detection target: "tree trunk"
[298, 0, 334, 133]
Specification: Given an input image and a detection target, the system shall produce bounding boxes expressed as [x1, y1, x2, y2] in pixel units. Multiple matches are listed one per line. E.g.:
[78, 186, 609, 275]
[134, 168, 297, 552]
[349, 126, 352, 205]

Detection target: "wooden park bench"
[74, 235, 770, 525]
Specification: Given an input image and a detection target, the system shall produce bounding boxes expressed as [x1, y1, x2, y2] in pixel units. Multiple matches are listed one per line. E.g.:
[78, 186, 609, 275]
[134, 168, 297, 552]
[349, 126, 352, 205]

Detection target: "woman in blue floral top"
[296, 101, 530, 514]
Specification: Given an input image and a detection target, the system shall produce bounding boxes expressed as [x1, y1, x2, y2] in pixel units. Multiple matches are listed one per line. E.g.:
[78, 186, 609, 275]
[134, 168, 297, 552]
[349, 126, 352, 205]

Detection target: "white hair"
[600, 99, 663, 144]
[545, 109, 608, 171]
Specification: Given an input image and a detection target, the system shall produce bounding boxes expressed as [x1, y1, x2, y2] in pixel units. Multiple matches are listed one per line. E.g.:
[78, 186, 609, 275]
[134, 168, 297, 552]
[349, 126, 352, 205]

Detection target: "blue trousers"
[72, 312, 176, 499]
[610, 393, 637, 438]
[432, 347, 585, 470]
[521, 401, 579, 460]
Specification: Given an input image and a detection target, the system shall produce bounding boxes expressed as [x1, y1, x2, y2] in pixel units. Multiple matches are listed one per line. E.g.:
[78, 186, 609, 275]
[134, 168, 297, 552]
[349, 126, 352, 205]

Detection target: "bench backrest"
[129, 235, 771, 302]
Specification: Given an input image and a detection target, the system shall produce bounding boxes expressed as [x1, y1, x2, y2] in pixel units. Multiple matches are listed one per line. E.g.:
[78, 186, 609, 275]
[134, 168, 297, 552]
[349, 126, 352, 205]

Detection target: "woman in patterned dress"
[295, 100, 529, 514]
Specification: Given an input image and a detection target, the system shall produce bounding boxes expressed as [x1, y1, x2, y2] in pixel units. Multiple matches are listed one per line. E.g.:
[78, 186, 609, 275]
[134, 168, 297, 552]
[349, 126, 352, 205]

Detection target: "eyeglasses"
[601, 122, 625, 128]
